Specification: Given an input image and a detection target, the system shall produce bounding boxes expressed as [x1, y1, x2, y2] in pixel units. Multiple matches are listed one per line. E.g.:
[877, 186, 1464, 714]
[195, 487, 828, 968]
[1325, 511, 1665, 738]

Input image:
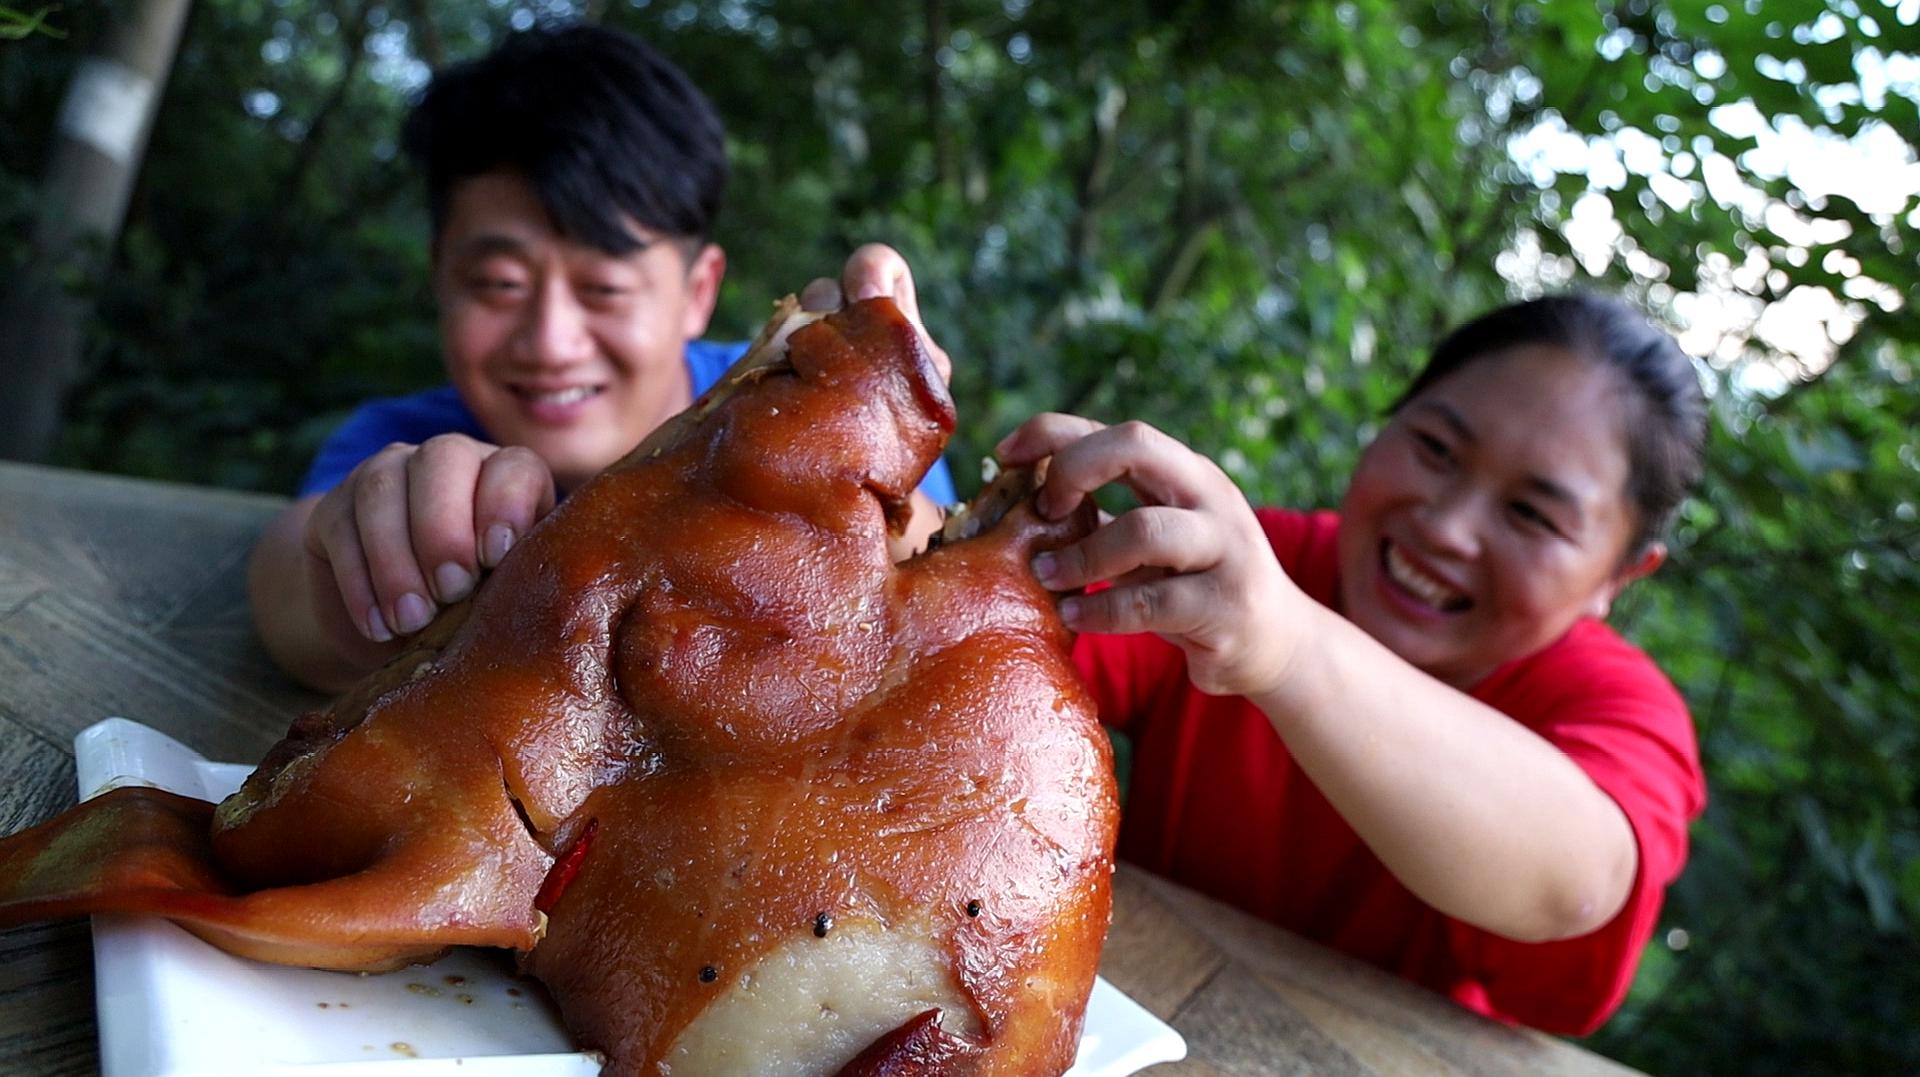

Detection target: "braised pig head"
[0, 297, 1119, 1076]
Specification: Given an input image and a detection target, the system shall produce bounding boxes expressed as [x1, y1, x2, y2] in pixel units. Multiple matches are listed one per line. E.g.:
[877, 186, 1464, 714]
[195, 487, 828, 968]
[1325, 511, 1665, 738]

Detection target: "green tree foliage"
[0, 5, 65, 41]
[2, 1, 1915, 1070]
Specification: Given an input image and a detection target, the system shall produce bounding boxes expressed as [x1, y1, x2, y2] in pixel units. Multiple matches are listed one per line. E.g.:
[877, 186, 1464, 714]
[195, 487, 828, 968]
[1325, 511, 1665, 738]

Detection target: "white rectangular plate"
[75, 718, 1186, 1076]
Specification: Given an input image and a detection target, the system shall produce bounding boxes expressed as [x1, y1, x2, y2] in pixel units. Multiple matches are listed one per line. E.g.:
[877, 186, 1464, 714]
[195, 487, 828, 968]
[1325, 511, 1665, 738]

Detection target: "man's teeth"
[528, 386, 599, 405]
[1385, 543, 1466, 610]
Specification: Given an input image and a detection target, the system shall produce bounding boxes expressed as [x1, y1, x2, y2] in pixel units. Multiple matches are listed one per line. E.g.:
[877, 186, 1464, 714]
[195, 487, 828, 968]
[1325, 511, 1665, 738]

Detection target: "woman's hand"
[998, 413, 1311, 700]
[304, 434, 556, 645]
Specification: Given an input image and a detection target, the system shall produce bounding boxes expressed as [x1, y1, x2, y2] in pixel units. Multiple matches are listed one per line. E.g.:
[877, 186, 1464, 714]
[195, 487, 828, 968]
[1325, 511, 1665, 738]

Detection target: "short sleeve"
[1446, 625, 1706, 1034]
[296, 388, 486, 497]
[684, 338, 956, 505]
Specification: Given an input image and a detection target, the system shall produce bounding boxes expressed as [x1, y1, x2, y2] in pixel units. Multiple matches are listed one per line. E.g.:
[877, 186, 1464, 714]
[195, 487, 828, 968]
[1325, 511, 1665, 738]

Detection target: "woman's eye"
[1413, 431, 1452, 463]
[1511, 501, 1561, 535]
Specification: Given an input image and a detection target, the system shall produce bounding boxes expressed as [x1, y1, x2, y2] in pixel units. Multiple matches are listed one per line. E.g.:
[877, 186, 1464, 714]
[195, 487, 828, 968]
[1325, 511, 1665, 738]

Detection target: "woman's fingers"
[1034, 420, 1219, 522]
[1033, 506, 1223, 592]
[1059, 574, 1217, 638]
[999, 416, 1211, 518]
[995, 412, 1107, 467]
[474, 446, 556, 568]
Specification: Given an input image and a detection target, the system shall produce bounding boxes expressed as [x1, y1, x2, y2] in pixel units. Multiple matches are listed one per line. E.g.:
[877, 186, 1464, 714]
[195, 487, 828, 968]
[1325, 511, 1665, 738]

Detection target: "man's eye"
[471, 277, 524, 294]
[1413, 431, 1452, 462]
[580, 283, 629, 300]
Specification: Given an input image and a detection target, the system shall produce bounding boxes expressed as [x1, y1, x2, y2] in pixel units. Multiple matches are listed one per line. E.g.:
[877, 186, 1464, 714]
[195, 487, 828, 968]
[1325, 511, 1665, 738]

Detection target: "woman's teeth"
[1385, 543, 1468, 612]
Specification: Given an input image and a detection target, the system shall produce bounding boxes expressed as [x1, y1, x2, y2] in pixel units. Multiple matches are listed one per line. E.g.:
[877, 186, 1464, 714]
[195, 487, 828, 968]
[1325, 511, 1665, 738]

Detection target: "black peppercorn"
[966, 899, 982, 918]
[813, 912, 833, 938]
[699, 965, 718, 983]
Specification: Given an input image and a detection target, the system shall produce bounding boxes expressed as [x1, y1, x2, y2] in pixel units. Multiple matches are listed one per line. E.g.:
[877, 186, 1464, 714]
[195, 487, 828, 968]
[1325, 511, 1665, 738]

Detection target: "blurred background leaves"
[2, 0, 1916, 1070]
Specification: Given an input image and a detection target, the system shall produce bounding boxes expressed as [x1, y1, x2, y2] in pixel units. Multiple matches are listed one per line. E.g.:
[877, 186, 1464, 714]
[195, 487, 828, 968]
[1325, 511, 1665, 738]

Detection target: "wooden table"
[0, 461, 1639, 1076]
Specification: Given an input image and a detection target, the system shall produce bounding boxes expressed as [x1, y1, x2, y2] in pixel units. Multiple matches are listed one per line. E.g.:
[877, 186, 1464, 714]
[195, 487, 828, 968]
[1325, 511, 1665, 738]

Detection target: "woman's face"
[1335, 345, 1661, 688]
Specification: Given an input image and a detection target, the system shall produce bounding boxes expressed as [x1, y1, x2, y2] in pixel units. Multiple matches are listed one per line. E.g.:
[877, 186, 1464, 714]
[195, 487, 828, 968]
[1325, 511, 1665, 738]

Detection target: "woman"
[995, 294, 1708, 1035]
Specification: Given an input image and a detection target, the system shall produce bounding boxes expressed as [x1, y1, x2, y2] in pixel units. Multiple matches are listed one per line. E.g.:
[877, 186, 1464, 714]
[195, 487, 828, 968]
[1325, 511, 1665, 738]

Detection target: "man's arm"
[250, 494, 399, 693]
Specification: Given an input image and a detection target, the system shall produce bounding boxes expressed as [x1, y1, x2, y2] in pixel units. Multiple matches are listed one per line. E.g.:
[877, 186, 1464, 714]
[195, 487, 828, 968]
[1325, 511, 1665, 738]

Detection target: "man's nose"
[512, 278, 594, 366]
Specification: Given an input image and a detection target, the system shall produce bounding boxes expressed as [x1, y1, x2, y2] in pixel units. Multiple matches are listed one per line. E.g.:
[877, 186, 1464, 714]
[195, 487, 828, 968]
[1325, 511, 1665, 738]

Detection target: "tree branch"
[1070, 80, 1126, 272]
[922, 0, 957, 190]
[1145, 100, 1219, 316]
[273, 0, 374, 211]
[407, 0, 445, 69]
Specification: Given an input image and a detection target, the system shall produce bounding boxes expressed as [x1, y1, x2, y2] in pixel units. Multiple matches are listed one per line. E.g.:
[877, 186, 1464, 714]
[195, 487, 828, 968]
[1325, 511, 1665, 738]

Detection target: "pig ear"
[833, 1008, 985, 1077]
[0, 784, 550, 972]
[0, 785, 226, 924]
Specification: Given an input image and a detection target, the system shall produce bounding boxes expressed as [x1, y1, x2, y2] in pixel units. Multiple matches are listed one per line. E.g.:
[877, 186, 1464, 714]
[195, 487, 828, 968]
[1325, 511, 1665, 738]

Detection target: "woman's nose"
[1411, 486, 1483, 559]
[512, 278, 594, 367]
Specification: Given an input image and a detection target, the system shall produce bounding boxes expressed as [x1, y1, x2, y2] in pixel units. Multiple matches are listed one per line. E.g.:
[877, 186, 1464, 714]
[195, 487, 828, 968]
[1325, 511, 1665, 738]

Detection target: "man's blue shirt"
[297, 339, 957, 504]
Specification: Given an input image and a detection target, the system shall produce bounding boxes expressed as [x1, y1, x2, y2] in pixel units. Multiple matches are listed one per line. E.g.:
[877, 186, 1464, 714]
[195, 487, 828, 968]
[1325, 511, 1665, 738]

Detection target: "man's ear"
[1588, 541, 1666, 620]
[680, 243, 726, 339]
[427, 234, 450, 301]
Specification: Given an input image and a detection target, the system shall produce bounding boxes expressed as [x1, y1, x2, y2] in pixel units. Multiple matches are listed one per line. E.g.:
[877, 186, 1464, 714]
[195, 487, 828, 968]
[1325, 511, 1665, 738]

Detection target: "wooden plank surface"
[0, 461, 1639, 1076]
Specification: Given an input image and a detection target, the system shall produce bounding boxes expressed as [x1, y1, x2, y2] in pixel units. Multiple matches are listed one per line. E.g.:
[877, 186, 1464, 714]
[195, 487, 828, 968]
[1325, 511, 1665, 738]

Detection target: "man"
[250, 25, 954, 691]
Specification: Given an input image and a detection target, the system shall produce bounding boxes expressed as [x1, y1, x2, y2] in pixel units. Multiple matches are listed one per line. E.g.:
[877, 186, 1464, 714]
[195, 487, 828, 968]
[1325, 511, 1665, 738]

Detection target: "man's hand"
[801, 243, 952, 384]
[251, 434, 556, 690]
[803, 244, 953, 562]
[308, 435, 556, 642]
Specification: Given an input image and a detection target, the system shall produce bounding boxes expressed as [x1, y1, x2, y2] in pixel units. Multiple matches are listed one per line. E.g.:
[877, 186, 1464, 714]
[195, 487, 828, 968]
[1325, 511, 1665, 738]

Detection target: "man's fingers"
[406, 436, 485, 605]
[474, 446, 556, 568]
[1032, 506, 1222, 592]
[351, 446, 438, 637]
[307, 492, 389, 643]
[839, 244, 952, 383]
[843, 243, 911, 305]
[799, 277, 844, 312]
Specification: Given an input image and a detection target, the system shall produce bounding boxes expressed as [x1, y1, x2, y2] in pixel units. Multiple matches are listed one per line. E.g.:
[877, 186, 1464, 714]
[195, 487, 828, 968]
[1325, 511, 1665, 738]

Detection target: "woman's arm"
[1001, 414, 1637, 943]
[1246, 602, 1637, 941]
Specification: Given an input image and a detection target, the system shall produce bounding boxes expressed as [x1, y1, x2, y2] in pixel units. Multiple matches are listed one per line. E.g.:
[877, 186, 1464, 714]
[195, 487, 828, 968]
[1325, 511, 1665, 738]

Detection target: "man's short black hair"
[403, 24, 728, 255]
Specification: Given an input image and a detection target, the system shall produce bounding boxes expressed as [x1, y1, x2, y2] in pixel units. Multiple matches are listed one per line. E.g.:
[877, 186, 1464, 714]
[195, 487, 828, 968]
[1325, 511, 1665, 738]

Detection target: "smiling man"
[250, 26, 955, 691]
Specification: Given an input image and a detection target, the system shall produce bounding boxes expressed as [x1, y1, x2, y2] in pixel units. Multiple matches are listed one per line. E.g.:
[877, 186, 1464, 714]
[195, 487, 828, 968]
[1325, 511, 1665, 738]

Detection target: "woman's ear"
[1588, 541, 1667, 619]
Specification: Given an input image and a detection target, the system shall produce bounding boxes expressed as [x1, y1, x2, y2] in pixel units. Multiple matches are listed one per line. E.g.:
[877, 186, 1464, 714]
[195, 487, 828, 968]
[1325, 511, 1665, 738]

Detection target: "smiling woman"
[995, 291, 1709, 1037]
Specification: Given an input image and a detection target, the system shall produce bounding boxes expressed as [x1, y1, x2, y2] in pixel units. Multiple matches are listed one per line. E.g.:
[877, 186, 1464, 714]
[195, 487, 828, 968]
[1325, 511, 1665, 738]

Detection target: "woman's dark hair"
[403, 24, 728, 256]
[1393, 294, 1707, 558]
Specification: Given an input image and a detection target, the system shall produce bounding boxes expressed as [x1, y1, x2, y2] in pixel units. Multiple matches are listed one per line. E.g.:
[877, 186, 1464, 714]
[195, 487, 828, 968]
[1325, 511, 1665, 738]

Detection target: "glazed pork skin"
[0, 296, 1118, 1076]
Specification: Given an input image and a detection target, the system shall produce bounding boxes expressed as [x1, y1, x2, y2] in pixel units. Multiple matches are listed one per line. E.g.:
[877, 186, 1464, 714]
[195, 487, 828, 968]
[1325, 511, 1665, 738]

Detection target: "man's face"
[433, 170, 725, 490]
[1335, 346, 1654, 688]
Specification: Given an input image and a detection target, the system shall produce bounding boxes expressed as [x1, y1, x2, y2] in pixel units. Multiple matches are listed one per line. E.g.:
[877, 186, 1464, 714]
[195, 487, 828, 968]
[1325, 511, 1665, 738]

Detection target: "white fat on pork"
[661, 915, 979, 1075]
